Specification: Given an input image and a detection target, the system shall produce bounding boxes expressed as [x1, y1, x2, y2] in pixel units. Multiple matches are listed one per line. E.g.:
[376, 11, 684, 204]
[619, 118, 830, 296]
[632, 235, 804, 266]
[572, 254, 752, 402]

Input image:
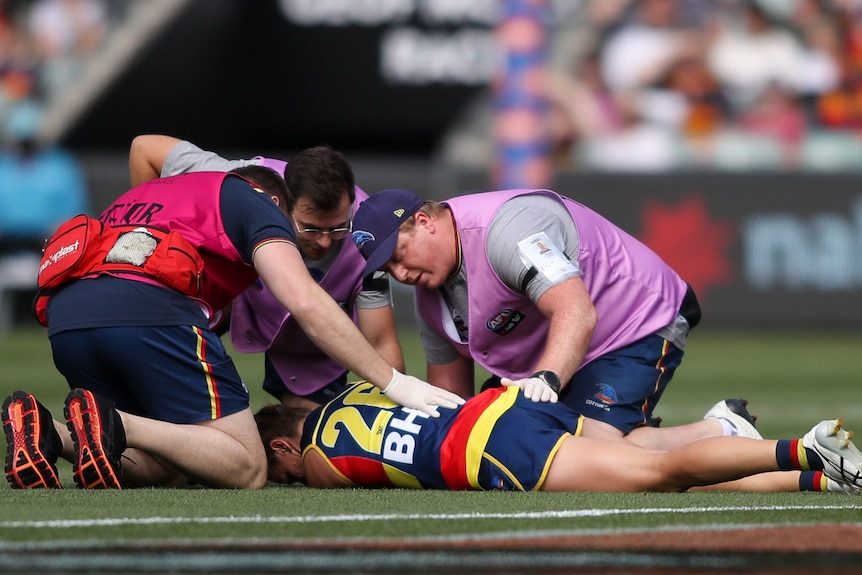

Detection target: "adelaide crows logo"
[352, 230, 375, 249]
[593, 383, 618, 405]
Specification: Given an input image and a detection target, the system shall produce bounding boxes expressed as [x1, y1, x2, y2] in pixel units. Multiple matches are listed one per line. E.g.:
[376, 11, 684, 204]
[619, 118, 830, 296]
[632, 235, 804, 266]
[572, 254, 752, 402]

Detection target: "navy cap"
[352, 189, 423, 276]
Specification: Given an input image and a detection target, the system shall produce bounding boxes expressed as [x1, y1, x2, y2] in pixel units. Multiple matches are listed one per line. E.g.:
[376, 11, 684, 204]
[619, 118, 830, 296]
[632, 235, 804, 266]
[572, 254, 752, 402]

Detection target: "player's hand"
[383, 369, 466, 417]
[501, 376, 559, 403]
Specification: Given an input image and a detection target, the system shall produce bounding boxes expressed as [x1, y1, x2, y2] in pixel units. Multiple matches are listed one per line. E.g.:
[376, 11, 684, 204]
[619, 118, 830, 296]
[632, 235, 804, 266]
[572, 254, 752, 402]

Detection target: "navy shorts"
[50, 325, 250, 423]
[480, 333, 684, 434]
[478, 392, 582, 491]
[560, 333, 684, 434]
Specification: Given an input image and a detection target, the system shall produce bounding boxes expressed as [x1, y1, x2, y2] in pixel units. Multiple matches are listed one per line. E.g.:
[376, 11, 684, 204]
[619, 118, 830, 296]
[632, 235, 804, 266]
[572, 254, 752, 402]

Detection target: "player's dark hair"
[230, 165, 289, 210]
[283, 145, 355, 211]
[254, 404, 310, 461]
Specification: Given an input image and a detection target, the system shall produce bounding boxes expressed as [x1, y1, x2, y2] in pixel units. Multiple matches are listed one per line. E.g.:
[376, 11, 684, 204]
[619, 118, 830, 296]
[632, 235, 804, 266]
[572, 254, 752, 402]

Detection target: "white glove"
[501, 376, 558, 403]
[383, 369, 466, 418]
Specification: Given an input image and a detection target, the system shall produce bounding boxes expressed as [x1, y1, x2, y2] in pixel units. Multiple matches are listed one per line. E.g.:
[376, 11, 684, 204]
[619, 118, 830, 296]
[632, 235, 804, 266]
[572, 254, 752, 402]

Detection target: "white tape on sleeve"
[517, 232, 580, 284]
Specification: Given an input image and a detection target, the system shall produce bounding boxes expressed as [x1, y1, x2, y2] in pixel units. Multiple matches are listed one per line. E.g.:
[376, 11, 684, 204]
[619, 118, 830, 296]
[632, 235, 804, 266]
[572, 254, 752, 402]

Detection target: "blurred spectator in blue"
[0, 97, 88, 329]
[0, 99, 89, 254]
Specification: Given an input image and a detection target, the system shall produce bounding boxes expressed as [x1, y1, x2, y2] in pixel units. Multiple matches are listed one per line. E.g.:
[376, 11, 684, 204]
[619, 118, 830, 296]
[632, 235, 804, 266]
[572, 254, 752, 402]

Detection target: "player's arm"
[427, 356, 474, 398]
[128, 134, 182, 186]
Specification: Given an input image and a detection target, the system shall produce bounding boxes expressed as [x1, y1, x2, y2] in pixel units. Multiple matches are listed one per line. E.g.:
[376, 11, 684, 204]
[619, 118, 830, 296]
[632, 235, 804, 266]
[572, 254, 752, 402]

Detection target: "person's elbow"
[583, 302, 598, 333]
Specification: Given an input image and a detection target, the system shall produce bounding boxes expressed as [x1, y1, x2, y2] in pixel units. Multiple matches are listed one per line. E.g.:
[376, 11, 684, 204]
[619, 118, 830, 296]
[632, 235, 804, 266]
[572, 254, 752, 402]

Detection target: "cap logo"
[393, 209, 405, 217]
[352, 230, 375, 248]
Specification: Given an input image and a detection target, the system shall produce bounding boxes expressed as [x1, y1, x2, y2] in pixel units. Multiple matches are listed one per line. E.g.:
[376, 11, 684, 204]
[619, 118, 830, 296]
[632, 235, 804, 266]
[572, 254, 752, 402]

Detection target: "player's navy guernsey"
[301, 382, 582, 491]
[46, 172, 296, 335]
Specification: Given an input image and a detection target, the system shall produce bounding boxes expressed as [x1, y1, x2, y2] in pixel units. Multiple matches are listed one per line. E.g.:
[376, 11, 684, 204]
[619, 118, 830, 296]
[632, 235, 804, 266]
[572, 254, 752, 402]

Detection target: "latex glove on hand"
[500, 376, 559, 403]
[383, 369, 466, 417]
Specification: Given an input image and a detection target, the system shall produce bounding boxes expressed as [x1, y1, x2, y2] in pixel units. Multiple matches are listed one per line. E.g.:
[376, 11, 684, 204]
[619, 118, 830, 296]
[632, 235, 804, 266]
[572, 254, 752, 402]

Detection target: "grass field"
[2, 325, 861, 573]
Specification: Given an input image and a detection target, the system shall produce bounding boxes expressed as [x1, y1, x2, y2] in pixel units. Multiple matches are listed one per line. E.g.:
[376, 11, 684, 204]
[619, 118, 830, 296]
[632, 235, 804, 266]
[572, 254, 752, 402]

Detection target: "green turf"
[1, 325, 861, 565]
[0, 488, 855, 543]
[4, 325, 861, 439]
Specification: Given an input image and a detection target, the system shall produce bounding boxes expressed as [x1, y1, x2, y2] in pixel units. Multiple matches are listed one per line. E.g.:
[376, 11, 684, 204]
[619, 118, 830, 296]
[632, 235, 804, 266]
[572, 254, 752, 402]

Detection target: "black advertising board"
[63, 0, 491, 153]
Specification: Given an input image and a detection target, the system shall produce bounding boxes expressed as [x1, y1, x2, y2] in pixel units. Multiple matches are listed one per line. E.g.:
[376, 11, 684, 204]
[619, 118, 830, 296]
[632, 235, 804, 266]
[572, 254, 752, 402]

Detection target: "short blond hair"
[399, 201, 446, 233]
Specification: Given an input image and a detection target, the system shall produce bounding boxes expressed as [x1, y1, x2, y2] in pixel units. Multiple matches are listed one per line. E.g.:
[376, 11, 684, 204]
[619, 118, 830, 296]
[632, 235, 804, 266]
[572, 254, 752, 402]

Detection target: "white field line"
[0, 504, 859, 530]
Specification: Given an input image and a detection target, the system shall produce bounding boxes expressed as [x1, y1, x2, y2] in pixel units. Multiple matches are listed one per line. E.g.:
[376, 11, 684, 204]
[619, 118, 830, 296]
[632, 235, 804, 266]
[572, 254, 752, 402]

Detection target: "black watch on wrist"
[531, 370, 562, 394]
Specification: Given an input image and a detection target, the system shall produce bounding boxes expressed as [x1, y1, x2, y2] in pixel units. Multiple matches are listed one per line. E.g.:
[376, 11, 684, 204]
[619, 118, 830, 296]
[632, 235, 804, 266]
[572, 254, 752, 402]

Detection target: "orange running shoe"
[3, 390, 63, 489]
[64, 389, 126, 489]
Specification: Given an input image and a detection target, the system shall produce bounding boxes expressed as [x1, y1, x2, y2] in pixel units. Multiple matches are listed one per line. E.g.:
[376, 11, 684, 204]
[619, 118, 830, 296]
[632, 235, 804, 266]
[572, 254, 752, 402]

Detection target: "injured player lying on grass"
[255, 381, 862, 494]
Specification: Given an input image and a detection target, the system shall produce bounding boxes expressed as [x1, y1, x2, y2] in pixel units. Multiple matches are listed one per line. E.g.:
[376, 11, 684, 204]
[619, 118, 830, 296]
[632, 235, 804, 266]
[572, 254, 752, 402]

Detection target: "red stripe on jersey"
[330, 456, 395, 488]
[439, 387, 508, 490]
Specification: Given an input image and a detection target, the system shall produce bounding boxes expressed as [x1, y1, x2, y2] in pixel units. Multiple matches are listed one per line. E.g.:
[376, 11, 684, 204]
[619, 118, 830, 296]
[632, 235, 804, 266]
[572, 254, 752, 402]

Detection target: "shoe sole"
[813, 419, 862, 488]
[64, 389, 122, 489]
[2, 391, 62, 489]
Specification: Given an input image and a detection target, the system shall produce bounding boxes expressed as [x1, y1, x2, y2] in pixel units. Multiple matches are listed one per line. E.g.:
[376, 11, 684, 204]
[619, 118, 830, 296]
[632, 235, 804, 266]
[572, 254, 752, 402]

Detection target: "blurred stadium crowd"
[3, 0, 862, 174]
[0, 0, 130, 145]
[566, 0, 862, 171]
[0, 0, 126, 330]
[446, 0, 862, 173]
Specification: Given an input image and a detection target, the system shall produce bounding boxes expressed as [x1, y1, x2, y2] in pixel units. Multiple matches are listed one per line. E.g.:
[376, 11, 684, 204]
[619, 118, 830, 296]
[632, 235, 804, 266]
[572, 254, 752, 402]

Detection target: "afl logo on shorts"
[486, 308, 525, 336]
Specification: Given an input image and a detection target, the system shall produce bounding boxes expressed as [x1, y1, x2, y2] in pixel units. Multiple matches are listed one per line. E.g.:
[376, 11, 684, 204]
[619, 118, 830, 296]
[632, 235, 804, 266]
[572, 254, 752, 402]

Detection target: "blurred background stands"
[441, 0, 862, 174]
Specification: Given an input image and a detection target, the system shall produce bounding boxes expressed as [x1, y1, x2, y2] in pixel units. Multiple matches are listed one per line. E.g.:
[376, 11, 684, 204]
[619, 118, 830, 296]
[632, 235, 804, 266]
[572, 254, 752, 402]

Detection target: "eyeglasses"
[291, 212, 352, 240]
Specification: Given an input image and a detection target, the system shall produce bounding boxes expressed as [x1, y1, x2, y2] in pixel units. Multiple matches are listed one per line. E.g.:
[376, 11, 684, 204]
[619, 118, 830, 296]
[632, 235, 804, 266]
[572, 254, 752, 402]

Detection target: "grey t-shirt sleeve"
[355, 271, 395, 310]
[415, 297, 463, 365]
[486, 194, 582, 303]
[162, 141, 254, 176]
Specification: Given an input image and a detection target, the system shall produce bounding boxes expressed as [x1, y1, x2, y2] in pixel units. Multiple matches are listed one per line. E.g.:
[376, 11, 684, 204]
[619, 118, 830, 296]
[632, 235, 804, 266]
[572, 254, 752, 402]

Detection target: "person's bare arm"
[255, 241, 393, 386]
[501, 276, 597, 402]
[357, 305, 405, 372]
[129, 134, 183, 186]
[530, 275, 597, 387]
[254, 241, 464, 416]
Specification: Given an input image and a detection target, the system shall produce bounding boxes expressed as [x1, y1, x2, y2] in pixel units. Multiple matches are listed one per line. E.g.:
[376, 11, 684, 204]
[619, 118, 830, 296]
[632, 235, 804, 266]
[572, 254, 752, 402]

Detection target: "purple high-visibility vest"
[415, 189, 687, 378]
[252, 156, 287, 177]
